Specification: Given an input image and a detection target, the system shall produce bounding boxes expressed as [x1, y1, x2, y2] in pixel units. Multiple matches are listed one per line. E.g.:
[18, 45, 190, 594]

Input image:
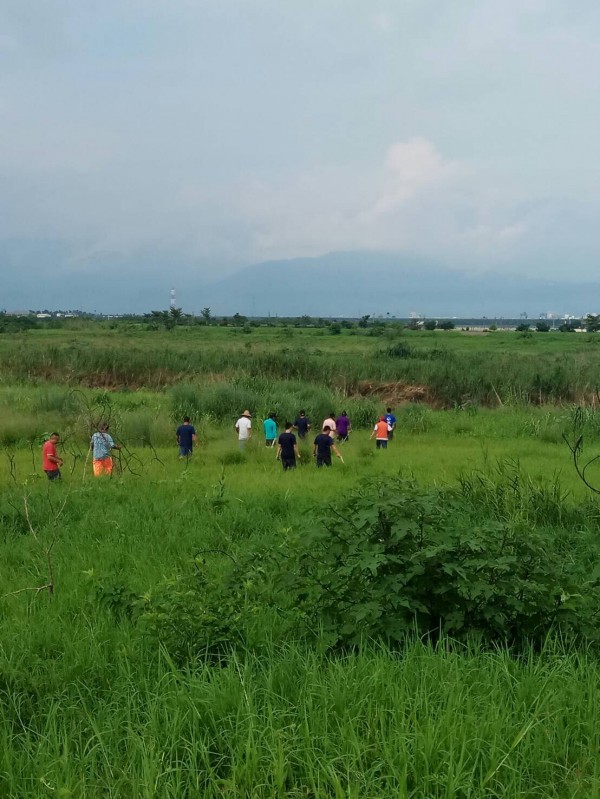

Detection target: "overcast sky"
[2, 0, 600, 309]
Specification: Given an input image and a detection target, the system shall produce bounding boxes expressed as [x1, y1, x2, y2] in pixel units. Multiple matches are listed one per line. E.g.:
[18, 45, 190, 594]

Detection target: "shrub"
[221, 450, 246, 466]
[137, 560, 245, 661]
[137, 550, 280, 661]
[386, 343, 414, 359]
[280, 478, 600, 648]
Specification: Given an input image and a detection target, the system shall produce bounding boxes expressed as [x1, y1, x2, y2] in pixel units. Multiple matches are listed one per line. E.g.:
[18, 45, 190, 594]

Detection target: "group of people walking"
[230, 406, 398, 470]
[41, 407, 399, 481]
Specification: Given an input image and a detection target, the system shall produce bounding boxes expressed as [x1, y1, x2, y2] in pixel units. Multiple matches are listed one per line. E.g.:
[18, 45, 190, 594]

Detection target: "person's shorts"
[337, 434, 349, 442]
[376, 439, 388, 449]
[281, 457, 296, 470]
[93, 457, 113, 476]
[266, 439, 276, 447]
[44, 469, 61, 481]
[179, 445, 193, 457]
[316, 456, 332, 467]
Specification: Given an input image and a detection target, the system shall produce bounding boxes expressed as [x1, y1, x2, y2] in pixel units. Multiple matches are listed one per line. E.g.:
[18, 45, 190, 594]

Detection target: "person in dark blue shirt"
[176, 416, 198, 458]
[293, 410, 311, 440]
[276, 422, 301, 470]
[313, 426, 343, 467]
[384, 407, 397, 440]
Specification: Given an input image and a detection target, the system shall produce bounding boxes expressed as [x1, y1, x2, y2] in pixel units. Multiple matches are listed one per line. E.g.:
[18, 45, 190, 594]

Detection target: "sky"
[2, 0, 600, 311]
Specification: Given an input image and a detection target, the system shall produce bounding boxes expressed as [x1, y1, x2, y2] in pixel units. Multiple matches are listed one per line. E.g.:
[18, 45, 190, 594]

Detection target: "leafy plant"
[280, 478, 600, 648]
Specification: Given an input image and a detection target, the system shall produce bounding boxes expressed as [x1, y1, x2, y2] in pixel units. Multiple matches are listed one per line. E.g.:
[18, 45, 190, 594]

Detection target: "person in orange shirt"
[370, 416, 389, 450]
[42, 432, 63, 480]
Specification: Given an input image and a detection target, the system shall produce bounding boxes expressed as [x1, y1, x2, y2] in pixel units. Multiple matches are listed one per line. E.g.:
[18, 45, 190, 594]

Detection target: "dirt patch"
[354, 380, 436, 406]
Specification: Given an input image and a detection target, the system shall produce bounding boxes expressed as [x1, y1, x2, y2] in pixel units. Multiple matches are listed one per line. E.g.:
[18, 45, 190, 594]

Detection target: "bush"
[138, 558, 246, 661]
[386, 343, 414, 359]
[280, 478, 600, 648]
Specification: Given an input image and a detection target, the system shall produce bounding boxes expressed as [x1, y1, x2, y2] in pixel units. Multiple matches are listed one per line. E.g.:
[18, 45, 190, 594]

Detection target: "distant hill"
[199, 251, 598, 318]
[1, 240, 597, 317]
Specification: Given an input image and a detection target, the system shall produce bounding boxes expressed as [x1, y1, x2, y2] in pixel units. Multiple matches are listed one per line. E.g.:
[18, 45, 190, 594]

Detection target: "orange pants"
[93, 457, 113, 477]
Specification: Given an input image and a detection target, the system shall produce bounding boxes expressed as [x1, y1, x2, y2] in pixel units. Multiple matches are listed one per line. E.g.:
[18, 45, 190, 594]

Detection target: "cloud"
[229, 137, 526, 266]
[2, 0, 600, 293]
[371, 138, 460, 214]
[372, 13, 394, 34]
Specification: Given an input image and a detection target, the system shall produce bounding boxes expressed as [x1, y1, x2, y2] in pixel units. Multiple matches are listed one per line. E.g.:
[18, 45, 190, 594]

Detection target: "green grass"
[1, 640, 599, 797]
[2, 322, 600, 404]
[0, 433, 599, 796]
[2, 327, 600, 795]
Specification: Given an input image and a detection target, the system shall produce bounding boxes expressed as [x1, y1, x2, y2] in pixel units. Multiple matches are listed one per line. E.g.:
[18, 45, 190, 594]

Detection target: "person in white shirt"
[235, 410, 252, 450]
[322, 412, 337, 439]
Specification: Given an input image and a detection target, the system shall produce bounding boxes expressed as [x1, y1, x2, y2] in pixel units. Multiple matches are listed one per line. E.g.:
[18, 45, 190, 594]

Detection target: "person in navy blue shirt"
[313, 426, 343, 467]
[293, 410, 311, 440]
[276, 422, 301, 470]
[384, 407, 397, 440]
[176, 416, 198, 458]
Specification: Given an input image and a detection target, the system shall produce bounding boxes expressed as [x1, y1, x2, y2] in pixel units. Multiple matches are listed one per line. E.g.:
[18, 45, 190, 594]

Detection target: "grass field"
[1, 325, 600, 797]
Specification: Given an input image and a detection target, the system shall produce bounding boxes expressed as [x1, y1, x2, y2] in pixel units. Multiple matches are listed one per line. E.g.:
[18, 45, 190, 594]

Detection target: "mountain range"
[0, 240, 597, 318]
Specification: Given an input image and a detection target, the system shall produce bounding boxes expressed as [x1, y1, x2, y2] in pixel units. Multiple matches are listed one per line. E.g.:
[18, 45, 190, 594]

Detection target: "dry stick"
[563, 432, 600, 496]
[12, 483, 74, 599]
[117, 440, 143, 477]
[28, 441, 37, 473]
[66, 446, 81, 478]
[82, 445, 92, 484]
[141, 436, 165, 468]
[491, 384, 504, 408]
[2, 586, 53, 599]
[6, 452, 17, 485]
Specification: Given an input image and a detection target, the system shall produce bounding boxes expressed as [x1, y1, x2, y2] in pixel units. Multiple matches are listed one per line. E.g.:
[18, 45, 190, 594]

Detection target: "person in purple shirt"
[335, 411, 352, 442]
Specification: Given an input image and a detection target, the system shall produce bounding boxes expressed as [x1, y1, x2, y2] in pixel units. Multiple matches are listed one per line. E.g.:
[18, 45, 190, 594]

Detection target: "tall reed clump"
[170, 380, 380, 427]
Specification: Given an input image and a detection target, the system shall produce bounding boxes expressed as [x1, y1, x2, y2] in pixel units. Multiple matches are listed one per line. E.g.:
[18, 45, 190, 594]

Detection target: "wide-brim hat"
[242, 410, 252, 417]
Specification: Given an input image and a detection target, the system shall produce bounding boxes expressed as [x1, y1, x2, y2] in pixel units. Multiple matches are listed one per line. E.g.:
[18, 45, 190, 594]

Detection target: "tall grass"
[3, 327, 600, 404]
[0, 639, 598, 797]
[3, 327, 600, 795]
[171, 379, 380, 427]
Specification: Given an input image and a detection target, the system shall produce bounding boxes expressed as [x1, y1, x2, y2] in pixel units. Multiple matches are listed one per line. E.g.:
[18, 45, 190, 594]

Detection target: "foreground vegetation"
[2, 325, 600, 796]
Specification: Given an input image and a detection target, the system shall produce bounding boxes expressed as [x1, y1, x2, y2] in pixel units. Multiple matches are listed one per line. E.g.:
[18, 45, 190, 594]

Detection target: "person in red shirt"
[42, 432, 63, 480]
[370, 416, 389, 450]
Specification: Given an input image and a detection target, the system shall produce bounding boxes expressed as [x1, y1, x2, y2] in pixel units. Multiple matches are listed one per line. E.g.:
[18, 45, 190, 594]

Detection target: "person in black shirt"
[293, 410, 311, 440]
[313, 425, 343, 467]
[276, 422, 301, 470]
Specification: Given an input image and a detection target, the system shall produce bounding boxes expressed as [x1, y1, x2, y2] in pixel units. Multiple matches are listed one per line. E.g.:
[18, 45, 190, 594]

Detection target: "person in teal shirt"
[263, 413, 278, 447]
